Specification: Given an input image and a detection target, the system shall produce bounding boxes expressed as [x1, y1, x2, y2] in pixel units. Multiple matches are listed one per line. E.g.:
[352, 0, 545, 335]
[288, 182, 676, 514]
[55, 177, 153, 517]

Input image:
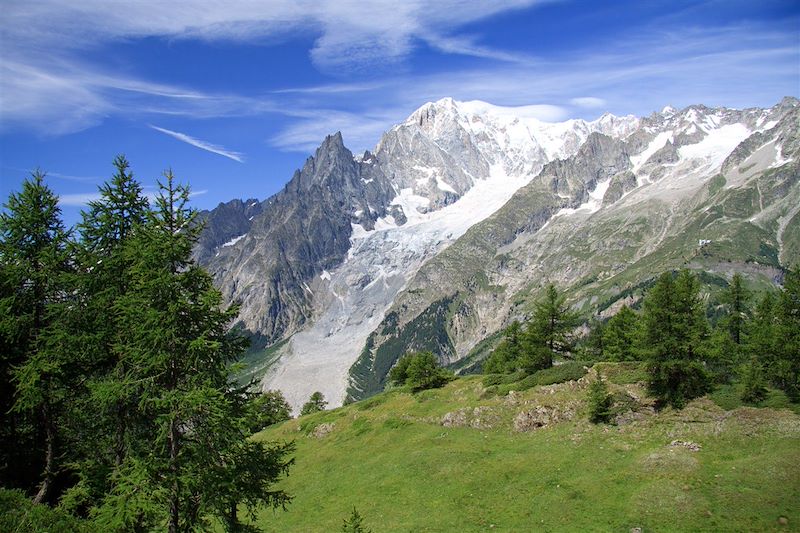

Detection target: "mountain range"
[194, 96, 800, 411]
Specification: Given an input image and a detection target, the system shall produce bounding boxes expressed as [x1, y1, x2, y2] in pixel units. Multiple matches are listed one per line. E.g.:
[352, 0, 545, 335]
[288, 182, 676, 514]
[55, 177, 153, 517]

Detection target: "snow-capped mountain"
[195, 96, 799, 411]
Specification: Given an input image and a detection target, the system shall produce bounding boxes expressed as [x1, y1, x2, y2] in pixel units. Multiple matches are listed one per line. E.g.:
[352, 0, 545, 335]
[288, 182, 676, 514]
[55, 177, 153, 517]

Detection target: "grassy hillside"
[247, 365, 800, 532]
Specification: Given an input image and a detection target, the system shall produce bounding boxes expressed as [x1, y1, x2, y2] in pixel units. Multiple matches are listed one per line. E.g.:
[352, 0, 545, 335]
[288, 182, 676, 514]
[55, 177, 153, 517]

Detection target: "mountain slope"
[249, 368, 800, 532]
[196, 96, 798, 410]
[348, 98, 799, 401]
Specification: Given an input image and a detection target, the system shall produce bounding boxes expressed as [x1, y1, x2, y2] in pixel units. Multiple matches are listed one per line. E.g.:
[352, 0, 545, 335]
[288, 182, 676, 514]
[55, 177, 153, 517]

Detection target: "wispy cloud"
[58, 192, 103, 207]
[570, 97, 606, 109]
[149, 125, 245, 162]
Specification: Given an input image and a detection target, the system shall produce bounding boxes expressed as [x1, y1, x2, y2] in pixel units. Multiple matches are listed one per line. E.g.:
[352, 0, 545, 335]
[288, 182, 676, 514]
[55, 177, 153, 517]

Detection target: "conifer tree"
[483, 321, 523, 374]
[720, 272, 750, 346]
[92, 172, 292, 532]
[0, 171, 72, 502]
[342, 507, 372, 533]
[527, 284, 579, 359]
[602, 305, 639, 361]
[641, 271, 711, 408]
[745, 292, 777, 375]
[774, 267, 800, 399]
[587, 375, 613, 424]
[63, 156, 153, 508]
[300, 392, 328, 416]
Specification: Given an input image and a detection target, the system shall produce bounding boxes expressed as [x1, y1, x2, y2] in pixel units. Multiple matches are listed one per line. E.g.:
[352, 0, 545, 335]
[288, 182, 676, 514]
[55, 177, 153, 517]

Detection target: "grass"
[244, 364, 800, 532]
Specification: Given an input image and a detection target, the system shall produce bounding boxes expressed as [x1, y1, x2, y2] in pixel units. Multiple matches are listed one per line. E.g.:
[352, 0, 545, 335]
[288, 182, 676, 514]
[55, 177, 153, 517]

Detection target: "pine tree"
[740, 356, 768, 404]
[642, 271, 711, 408]
[720, 273, 750, 346]
[483, 321, 523, 374]
[774, 267, 800, 399]
[587, 376, 613, 424]
[342, 507, 372, 533]
[249, 390, 292, 433]
[602, 306, 639, 361]
[0, 171, 72, 502]
[745, 292, 777, 376]
[301, 392, 328, 416]
[62, 156, 153, 509]
[92, 172, 292, 532]
[527, 284, 579, 359]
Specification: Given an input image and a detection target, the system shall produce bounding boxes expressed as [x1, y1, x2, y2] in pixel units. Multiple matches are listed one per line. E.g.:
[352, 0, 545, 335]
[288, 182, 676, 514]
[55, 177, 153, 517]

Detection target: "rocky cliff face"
[197, 97, 799, 410]
[347, 98, 800, 401]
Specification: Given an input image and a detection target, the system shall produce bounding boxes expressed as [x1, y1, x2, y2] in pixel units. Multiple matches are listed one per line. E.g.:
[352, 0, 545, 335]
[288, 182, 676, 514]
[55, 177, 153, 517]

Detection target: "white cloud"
[58, 192, 103, 207]
[149, 125, 245, 162]
[570, 97, 606, 109]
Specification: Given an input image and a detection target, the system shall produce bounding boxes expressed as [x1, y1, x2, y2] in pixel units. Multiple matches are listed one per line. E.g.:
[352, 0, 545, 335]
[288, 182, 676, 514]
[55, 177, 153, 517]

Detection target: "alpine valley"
[194, 96, 800, 411]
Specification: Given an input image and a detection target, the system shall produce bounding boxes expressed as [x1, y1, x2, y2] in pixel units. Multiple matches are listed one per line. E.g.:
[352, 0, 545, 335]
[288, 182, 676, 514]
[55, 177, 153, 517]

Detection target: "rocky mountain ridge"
[196, 97, 799, 410]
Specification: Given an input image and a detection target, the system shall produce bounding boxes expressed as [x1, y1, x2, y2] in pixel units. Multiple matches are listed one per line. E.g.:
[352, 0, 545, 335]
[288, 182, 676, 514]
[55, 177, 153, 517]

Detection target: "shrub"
[0, 489, 95, 533]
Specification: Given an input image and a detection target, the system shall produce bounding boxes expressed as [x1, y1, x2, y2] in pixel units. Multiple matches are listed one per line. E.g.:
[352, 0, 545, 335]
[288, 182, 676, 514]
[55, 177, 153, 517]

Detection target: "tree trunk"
[168, 416, 180, 533]
[33, 402, 55, 504]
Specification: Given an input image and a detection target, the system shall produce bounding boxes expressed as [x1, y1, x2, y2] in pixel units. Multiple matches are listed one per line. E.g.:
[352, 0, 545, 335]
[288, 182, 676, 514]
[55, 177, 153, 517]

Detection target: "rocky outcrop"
[197, 132, 396, 341]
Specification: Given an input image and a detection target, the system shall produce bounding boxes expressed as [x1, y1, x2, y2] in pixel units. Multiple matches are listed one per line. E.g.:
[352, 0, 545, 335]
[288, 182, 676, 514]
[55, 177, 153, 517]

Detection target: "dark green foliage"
[0, 171, 72, 501]
[483, 285, 577, 378]
[389, 352, 453, 392]
[528, 283, 579, 357]
[405, 352, 453, 391]
[388, 354, 413, 385]
[774, 266, 800, 399]
[587, 377, 613, 424]
[1, 161, 292, 531]
[301, 392, 327, 416]
[740, 357, 768, 404]
[0, 489, 96, 533]
[482, 321, 523, 374]
[488, 362, 589, 395]
[89, 172, 292, 532]
[348, 297, 456, 401]
[720, 273, 750, 345]
[531, 362, 589, 387]
[602, 306, 640, 361]
[341, 507, 372, 533]
[642, 271, 712, 408]
[578, 317, 605, 361]
[249, 390, 292, 432]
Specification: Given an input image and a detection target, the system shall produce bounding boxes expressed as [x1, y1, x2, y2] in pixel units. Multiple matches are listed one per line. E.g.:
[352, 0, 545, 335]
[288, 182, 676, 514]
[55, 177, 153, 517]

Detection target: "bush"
[493, 362, 589, 395]
[0, 489, 95, 533]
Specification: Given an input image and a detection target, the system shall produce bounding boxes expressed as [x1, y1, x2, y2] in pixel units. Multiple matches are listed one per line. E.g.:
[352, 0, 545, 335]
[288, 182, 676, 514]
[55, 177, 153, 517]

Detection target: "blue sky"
[1, 0, 798, 227]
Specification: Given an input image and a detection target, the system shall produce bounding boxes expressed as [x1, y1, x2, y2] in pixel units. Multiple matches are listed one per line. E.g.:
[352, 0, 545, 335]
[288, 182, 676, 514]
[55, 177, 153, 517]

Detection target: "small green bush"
[0, 489, 95, 533]
[494, 362, 589, 394]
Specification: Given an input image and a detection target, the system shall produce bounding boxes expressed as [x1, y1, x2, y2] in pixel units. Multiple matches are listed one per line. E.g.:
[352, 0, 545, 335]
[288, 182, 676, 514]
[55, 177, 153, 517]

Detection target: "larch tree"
[1, 171, 72, 503]
[525, 284, 579, 368]
[602, 305, 639, 361]
[62, 155, 153, 510]
[641, 271, 711, 408]
[92, 172, 292, 532]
